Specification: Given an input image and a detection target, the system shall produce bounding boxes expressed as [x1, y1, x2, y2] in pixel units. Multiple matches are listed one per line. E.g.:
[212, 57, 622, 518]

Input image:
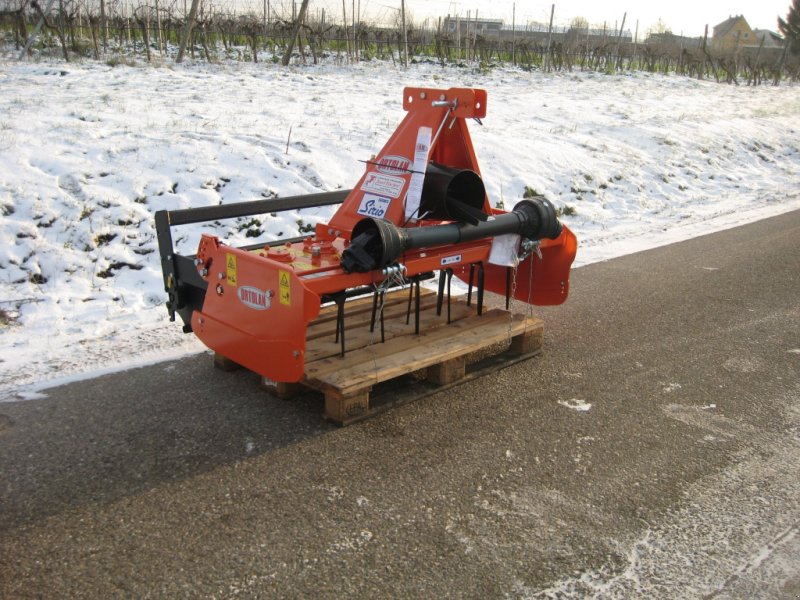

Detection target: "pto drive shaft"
[341, 197, 563, 273]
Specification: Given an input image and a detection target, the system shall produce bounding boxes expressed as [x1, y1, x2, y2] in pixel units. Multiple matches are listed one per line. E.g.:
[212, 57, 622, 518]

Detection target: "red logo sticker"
[237, 286, 271, 310]
[376, 155, 412, 175]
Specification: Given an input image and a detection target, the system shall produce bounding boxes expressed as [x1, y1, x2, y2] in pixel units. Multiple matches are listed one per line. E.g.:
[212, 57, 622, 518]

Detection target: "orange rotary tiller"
[156, 87, 578, 382]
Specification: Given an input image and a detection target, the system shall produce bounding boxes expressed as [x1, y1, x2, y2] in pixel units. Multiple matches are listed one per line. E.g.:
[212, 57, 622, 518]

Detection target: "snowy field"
[1, 57, 799, 400]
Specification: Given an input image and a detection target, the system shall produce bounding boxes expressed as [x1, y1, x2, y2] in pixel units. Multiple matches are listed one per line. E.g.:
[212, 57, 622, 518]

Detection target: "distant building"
[442, 16, 503, 37]
[752, 29, 785, 48]
[565, 26, 633, 45]
[644, 32, 704, 50]
[496, 22, 568, 44]
[712, 15, 754, 52]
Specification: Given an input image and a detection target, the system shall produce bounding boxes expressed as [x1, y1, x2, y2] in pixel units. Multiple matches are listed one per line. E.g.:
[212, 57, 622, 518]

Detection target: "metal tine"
[380, 290, 385, 343]
[339, 299, 346, 356]
[467, 264, 475, 306]
[446, 268, 453, 324]
[334, 301, 340, 342]
[370, 290, 379, 333]
[333, 295, 346, 356]
[436, 269, 446, 316]
[406, 277, 414, 325]
[477, 262, 485, 316]
[415, 278, 421, 334]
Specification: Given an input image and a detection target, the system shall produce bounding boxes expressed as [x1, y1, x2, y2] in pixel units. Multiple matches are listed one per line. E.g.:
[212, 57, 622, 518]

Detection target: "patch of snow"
[14, 390, 48, 401]
[558, 398, 592, 412]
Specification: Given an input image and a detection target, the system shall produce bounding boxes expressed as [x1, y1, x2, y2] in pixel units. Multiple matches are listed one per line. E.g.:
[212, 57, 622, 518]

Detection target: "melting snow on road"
[558, 398, 592, 412]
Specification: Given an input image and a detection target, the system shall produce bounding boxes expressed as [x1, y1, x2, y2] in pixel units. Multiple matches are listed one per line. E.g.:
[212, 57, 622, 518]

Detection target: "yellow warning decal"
[279, 270, 291, 306]
[226, 254, 237, 286]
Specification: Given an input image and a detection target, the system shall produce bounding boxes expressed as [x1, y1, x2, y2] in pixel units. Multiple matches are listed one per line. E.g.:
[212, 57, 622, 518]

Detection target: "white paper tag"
[488, 234, 521, 267]
[404, 126, 432, 221]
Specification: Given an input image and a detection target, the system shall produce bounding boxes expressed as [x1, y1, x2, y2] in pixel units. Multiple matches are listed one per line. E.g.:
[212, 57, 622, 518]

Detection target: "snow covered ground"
[1, 57, 799, 400]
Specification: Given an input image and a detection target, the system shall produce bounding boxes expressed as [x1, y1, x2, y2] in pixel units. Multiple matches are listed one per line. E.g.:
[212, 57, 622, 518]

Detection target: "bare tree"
[196, 15, 213, 62]
[99, 0, 106, 51]
[31, 0, 70, 60]
[570, 16, 589, 30]
[647, 17, 672, 38]
[240, 15, 261, 62]
[176, 0, 200, 62]
[302, 20, 334, 64]
[4, 0, 31, 50]
[134, 4, 152, 62]
[280, 0, 310, 65]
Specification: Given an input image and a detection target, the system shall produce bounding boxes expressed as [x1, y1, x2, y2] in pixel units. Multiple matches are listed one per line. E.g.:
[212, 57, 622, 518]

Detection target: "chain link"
[527, 246, 536, 319]
[368, 268, 408, 382]
[506, 244, 539, 347]
[507, 260, 519, 347]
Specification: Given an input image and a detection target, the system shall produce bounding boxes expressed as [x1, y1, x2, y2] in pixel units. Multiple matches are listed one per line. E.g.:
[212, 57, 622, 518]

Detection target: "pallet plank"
[303, 302, 488, 381]
[306, 310, 539, 397]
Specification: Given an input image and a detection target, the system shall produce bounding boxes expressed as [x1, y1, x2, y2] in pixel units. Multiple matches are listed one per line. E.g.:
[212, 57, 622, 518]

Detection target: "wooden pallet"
[217, 288, 544, 425]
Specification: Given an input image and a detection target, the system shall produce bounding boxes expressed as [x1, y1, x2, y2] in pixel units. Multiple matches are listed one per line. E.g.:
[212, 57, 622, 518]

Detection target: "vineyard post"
[544, 4, 554, 72]
[511, 2, 516, 66]
[401, 0, 407, 67]
[614, 12, 626, 71]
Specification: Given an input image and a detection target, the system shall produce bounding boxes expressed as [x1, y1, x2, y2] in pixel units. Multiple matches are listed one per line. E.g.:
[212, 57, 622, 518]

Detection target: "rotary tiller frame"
[155, 87, 578, 383]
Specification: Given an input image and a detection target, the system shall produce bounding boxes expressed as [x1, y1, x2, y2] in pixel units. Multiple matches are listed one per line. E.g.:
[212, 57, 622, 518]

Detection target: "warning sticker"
[279, 269, 291, 306]
[226, 254, 237, 286]
[360, 172, 406, 199]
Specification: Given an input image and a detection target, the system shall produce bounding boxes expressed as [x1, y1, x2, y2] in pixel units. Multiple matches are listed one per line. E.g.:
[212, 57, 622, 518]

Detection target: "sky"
[294, 0, 791, 38]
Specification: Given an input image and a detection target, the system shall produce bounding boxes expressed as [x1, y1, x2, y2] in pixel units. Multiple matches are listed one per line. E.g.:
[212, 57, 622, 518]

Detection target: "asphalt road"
[1, 211, 799, 599]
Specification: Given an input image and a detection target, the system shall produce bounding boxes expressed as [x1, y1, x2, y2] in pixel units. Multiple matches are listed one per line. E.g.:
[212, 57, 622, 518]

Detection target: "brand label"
[237, 286, 270, 310]
[356, 194, 391, 219]
[376, 155, 412, 175]
[360, 172, 406, 198]
[441, 254, 462, 266]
